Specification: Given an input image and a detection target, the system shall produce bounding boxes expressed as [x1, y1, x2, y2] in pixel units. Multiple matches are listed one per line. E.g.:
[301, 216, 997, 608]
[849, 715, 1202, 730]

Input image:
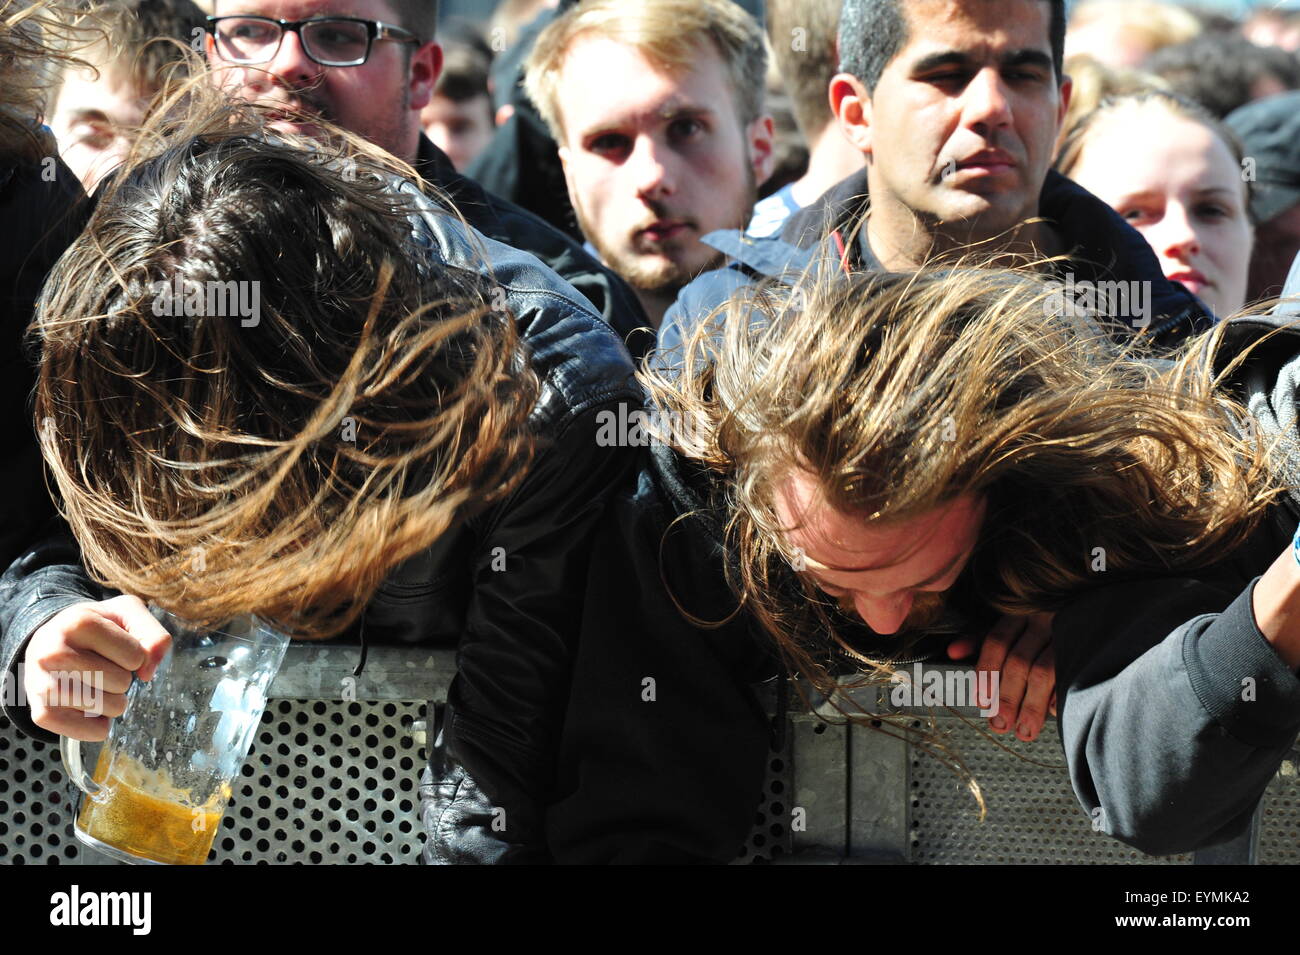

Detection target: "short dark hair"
[839, 0, 1067, 93]
[1145, 32, 1300, 120]
[211, 0, 438, 43]
[434, 43, 490, 104]
[384, 0, 438, 43]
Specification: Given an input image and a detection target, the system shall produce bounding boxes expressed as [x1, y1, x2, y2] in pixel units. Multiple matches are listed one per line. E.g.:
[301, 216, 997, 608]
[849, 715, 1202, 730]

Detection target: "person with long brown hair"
[548, 254, 1300, 862]
[0, 96, 642, 865]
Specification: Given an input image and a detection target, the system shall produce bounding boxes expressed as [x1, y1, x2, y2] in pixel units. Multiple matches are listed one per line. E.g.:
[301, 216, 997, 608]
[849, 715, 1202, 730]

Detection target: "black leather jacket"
[415, 136, 653, 362]
[0, 179, 643, 865]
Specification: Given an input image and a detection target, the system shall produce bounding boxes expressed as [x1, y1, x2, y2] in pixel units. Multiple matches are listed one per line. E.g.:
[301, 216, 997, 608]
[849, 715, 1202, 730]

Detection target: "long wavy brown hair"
[33, 98, 539, 640]
[644, 263, 1285, 784]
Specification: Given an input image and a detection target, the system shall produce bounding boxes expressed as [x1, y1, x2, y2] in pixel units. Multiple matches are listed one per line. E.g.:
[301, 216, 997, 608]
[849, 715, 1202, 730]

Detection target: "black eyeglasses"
[206, 15, 419, 67]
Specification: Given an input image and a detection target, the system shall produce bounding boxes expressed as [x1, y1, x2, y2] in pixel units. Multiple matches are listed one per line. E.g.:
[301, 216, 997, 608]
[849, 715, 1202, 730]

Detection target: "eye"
[1119, 206, 1157, 225]
[926, 71, 969, 86]
[668, 117, 704, 141]
[588, 132, 630, 157]
[1195, 202, 1231, 220]
[72, 121, 115, 150]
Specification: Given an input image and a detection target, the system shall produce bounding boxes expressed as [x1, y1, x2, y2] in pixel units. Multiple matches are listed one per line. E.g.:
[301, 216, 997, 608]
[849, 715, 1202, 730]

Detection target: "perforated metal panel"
[0, 724, 81, 864]
[1258, 786, 1300, 864]
[908, 717, 1193, 864]
[208, 700, 427, 864]
[733, 718, 795, 865]
[5, 700, 1300, 864]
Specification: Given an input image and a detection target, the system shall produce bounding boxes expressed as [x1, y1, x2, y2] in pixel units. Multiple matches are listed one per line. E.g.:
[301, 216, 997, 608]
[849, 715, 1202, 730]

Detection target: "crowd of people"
[1, 0, 1300, 865]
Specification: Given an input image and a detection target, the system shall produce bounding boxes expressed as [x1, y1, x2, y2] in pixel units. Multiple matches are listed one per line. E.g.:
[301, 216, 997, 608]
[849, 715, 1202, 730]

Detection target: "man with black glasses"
[205, 0, 648, 344]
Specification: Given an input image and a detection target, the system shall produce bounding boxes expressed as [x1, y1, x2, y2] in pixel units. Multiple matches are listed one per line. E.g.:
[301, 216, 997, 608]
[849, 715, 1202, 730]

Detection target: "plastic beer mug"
[60, 607, 290, 865]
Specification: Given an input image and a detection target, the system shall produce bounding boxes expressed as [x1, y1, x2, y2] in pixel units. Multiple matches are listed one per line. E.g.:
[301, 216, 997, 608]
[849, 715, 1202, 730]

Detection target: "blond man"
[524, 0, 774, 328]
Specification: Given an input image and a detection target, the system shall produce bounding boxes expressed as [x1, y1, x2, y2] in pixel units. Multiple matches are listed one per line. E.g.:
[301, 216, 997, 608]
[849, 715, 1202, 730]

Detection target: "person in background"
[1064, 0, 1201, 70]
[1227, 92, 1300, 303]
[203, 0, 647, 346]
[1056, 89, 1253, 319]
[48, 0, 207, 190]
[1244, 3, 1300, 53]
[420, 42, 494, 172]
[660, 0, 1214, 360]
[1055, 53, 1164, 155]
[523, 0, 774, 329]
[1144, 31, 1300, 119]
[747, 0, 861, 239]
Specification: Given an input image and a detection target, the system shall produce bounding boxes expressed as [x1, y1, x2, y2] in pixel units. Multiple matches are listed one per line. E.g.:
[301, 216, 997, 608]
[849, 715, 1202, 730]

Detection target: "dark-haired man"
[205, 0, 648, 345]
[661, 0, 1213, 353]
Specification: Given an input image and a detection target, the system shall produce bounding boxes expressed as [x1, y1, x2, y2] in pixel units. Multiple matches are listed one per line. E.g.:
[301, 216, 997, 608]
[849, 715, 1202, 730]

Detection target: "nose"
[853, 592, 914, 636]
[630, 135, 675, 202]
[1148, 202, 1201, 262]
[961, 67, 1013, 135]
[265, 26, 322, 87]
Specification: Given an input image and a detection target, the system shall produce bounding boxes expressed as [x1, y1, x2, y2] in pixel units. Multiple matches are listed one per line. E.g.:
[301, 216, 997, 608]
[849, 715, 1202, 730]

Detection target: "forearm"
[1056, 576, 1300, 855]
[1250, 544, 1300, 669]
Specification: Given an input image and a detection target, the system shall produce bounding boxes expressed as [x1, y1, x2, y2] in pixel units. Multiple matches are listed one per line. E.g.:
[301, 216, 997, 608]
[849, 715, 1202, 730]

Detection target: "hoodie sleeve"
[1054, 567, 1300, 857]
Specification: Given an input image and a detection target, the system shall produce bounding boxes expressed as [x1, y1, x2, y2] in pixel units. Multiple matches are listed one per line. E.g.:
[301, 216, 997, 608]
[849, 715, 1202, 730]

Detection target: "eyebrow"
[66, 108, 111, 125]
[909, 49, 1055, 75]
[805, 547, 967, 591]
[578, 105, 716, 143]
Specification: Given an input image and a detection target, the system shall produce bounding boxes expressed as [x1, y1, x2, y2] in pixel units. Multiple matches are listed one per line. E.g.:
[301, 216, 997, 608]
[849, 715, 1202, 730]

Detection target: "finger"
[946, 635, 979, 660]
[1015, 645, 1055, 742]
[977, 616, 1027, 731]
[29, 701, 111, 742]
[25, 663, 129, 717]
[82, 597, 172, 680]
[1049, 691, 1058, 718]
[27, 648, 134, 696]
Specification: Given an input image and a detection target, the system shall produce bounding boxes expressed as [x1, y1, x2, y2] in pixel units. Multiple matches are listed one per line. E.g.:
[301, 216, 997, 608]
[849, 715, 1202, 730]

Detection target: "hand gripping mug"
[60, 607, 290, 864]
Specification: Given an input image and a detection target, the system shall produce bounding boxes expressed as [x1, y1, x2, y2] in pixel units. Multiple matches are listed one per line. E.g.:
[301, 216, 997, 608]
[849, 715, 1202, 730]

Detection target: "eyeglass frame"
[205, 14, 421, 67]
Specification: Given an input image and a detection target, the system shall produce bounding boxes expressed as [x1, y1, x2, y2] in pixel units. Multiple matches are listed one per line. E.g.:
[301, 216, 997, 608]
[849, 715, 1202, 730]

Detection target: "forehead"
[54, 62, 148, 121]
[554, 34, 737, 135]
[216, 0, 396, 19]
[1084, 106, 1242, 192]
[893, 0, 1054, 60]
[775, 470, 979, 575]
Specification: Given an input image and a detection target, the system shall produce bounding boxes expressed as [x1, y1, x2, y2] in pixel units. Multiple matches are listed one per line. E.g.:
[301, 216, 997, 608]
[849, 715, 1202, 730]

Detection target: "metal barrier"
[0, 653, 1287, 864]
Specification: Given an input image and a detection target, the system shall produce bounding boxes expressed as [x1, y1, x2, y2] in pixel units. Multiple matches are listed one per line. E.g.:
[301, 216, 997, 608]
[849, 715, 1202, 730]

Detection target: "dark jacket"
[0, 180, 643, 865]
[546, 443, 782, 864]
[0, 150, 88, 569]
[415, 136, 652, 361]
[658, 169, 1215, 359]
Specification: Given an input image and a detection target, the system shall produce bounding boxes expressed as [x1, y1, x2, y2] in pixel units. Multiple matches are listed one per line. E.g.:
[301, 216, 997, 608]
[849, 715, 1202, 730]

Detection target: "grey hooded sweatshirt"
[1054, 253, 1300, 855]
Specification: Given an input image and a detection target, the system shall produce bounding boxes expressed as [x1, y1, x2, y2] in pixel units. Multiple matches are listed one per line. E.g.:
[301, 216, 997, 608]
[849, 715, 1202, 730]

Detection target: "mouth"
[1166, 268, 1209, 295]
[637, 220, 693, 243]
[952, 150, 1017, 176]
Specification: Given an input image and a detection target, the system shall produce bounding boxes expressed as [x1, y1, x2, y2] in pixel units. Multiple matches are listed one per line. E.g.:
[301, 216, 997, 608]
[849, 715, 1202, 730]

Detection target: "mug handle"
[60, 735, 107, 802]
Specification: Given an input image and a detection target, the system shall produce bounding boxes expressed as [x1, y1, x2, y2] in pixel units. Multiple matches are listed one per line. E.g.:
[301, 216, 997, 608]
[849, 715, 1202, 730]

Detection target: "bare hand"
[947, 612, 1056, 741]
[24, 595, 171, 741]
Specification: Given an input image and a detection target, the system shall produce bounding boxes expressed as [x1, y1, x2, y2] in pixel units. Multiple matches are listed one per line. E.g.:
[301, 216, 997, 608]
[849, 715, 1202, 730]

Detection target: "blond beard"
[838, 590, 948, 635]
